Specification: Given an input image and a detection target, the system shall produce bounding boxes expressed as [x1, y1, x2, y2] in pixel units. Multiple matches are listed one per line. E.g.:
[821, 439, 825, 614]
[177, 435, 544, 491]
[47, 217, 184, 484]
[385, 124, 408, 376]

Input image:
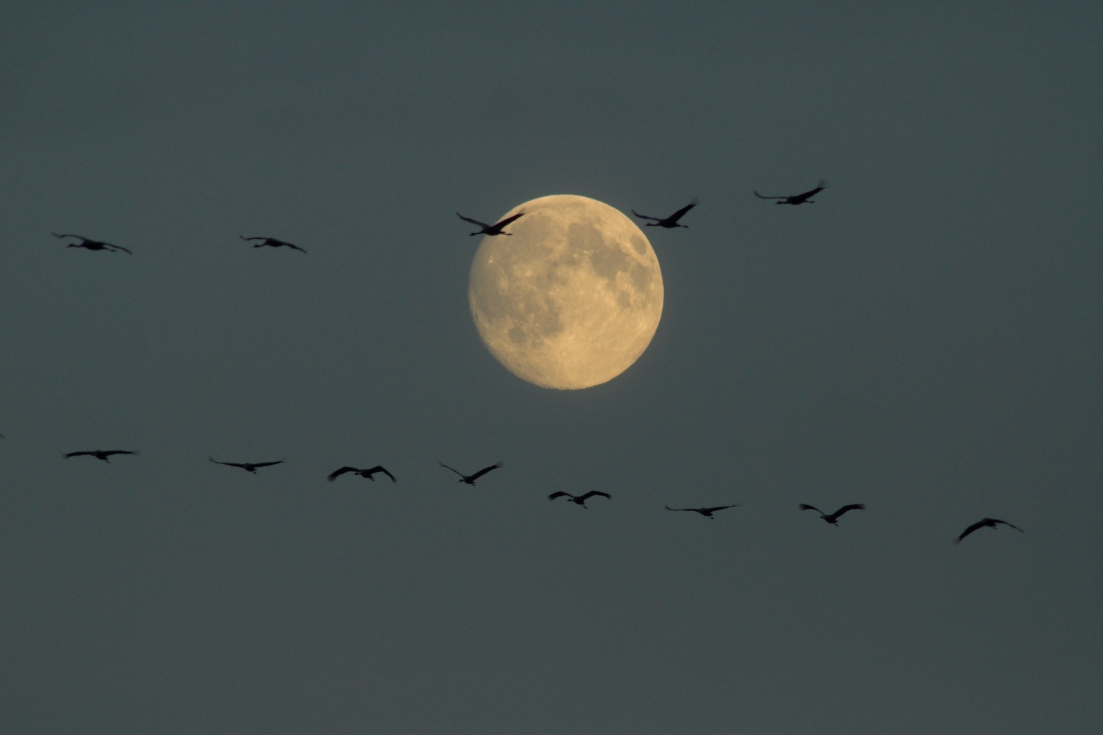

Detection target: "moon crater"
[468, 195, 663, 390]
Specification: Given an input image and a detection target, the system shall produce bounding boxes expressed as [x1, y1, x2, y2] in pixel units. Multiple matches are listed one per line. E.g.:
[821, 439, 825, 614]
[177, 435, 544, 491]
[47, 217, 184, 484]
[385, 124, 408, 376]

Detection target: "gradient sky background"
[1, 2, 1099, 734]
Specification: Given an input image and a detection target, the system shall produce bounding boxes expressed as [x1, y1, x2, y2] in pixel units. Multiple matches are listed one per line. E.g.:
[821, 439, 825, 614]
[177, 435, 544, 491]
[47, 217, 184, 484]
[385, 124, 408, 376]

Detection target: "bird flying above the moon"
[52, 233, 132, 254]
[665, 504, 738, 519]
[799, 503, 866, 525]
[955, 517, 1025, 544]
[438, 460, 504, 485]
[327, 465, 396, 483]
[456, 211, 526, 236]
[631, 198, 698, 228]
[754, 180, 828, 205]
[209, 457, 284, 473]
[63, 450, 137, 462]
[239, 236, 308, 253]
[548, 491, 611, 507]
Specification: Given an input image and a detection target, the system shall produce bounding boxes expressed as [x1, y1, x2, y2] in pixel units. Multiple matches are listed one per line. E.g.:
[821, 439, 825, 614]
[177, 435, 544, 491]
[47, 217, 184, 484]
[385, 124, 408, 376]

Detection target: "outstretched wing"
[579, 491, 611, 501]
[665, 505, 691, 512]
[955, 520, 988, 544]
[366, 465, 396, 483]
[108, 244, 132, 254]
[64, 451, 93, 458]
[438, 461, 465, 478]
[833, 503, 865, 518]
[52, 232, 88, 241]
[327, 466, 357, 481]
[705, 504, 738, 513]
[548, 492, 569, 501]
[631, 209, 661, 222]
[994, 519, 1025, 533]
[456, 213, 491, 229]
[103, 450, 136, 457]
[209, 457, 245, 469]
[798, 504, 823, 514]
[754, 191, 785, 200]
[492, 211, 525, 229]
[668, 198, 699, 221]
[239, 235, 265, 242]
[798, 180, 828, 198]
[469, 462, 504, 481]
[283, 242, 308, 253]
[251, 460, 283, 469]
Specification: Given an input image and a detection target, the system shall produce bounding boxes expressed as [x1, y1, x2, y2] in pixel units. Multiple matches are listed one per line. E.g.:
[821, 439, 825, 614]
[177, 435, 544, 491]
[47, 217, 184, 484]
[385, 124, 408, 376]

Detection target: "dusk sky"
[1, 2, 1099, 734]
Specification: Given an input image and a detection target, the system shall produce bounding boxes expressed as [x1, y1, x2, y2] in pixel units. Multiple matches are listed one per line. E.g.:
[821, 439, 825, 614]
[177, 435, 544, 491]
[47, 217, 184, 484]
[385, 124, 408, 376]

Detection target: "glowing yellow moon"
[468, 194, 664, 390]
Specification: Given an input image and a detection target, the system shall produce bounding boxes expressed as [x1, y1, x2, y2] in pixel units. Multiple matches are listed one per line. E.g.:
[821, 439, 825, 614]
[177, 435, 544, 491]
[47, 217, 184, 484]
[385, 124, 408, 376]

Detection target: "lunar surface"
[468, 194, 664, 390]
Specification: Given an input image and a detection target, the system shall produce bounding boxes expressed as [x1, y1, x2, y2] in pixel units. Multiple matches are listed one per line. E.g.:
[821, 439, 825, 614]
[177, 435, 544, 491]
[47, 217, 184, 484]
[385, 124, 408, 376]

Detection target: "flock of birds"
[25, 180, 1025, 546]
[44, 444, 1021, 544]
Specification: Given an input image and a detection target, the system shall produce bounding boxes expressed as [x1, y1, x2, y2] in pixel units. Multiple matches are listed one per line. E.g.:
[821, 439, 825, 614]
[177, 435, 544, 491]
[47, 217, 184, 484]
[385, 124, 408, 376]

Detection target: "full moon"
[468, 194, 664, 390]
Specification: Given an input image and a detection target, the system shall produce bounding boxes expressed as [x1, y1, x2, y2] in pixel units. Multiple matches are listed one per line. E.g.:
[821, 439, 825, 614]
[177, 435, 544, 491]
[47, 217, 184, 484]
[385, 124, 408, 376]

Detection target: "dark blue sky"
[1, 2, 1099, 733]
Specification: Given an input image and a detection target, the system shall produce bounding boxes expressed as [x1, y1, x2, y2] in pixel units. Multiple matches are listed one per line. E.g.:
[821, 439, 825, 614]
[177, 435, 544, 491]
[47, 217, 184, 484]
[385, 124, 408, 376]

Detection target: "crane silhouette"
[754, 180, 827, 205]
[52, 233, 131, 253]
[632, 198, 698, 228]
[456, 211, 525, 236]
[955, 518, 1025, 544]
[239, 236, 307, 253]
[665, 504, 738, 519]
[209, 457, 284, 473]
[438, 460, 503, 485]
[548, 491, 611, 507]
[799, 503, 866, 525]
[327, 465, 396, 483]
[63, 450, 137, 463]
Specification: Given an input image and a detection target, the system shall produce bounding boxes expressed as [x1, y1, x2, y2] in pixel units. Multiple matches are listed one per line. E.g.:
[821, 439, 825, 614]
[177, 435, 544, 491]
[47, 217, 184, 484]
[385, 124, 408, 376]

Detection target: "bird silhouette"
[665, 504, 738, 519]
[799, 503, 866, 525]
[63, 450, 137, 463]
[548, 491, 611, 507]
[52, 233, 131, 253]
[754, 180, 828, 205]
[209, 457, 284, 473]
[456, 211, 525, 236]
[439, 460, 504, 485]
[327, 465, 396, 483]
[239, 236, 307, 253]
[955, 517, 1025, 544]
[632, 199, 698, 228]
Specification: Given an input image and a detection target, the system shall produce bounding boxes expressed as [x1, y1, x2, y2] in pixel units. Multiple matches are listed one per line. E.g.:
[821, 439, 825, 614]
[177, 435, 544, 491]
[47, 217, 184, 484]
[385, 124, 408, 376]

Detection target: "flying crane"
[456, 211, 526, 236]
[548, 491, 611, 507]
[754, 180, 828, 205]
[52, 233, 131, 253]
[631, 198, 698, 228]
[438, 460, 504, 485]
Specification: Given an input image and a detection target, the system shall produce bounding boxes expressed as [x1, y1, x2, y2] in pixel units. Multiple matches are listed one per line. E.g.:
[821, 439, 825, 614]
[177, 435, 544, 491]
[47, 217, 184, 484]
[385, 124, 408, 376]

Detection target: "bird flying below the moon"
[754, 180, 828, 205]
[327, 465, 396, 483]
[438, 460, 504, 485]
[955, 517, 1025, 544]
[631, 198, 698, 228]
[455, 211, 526, 236]
[548, 491, 611, 507]
[63, 449, 137, 462]
[239, 236, 308, 253]
[208, 457, 284, 473]
[799, 503, 866, 525]
[52, 233, 132, 254]
[665, 504, 739, 519]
